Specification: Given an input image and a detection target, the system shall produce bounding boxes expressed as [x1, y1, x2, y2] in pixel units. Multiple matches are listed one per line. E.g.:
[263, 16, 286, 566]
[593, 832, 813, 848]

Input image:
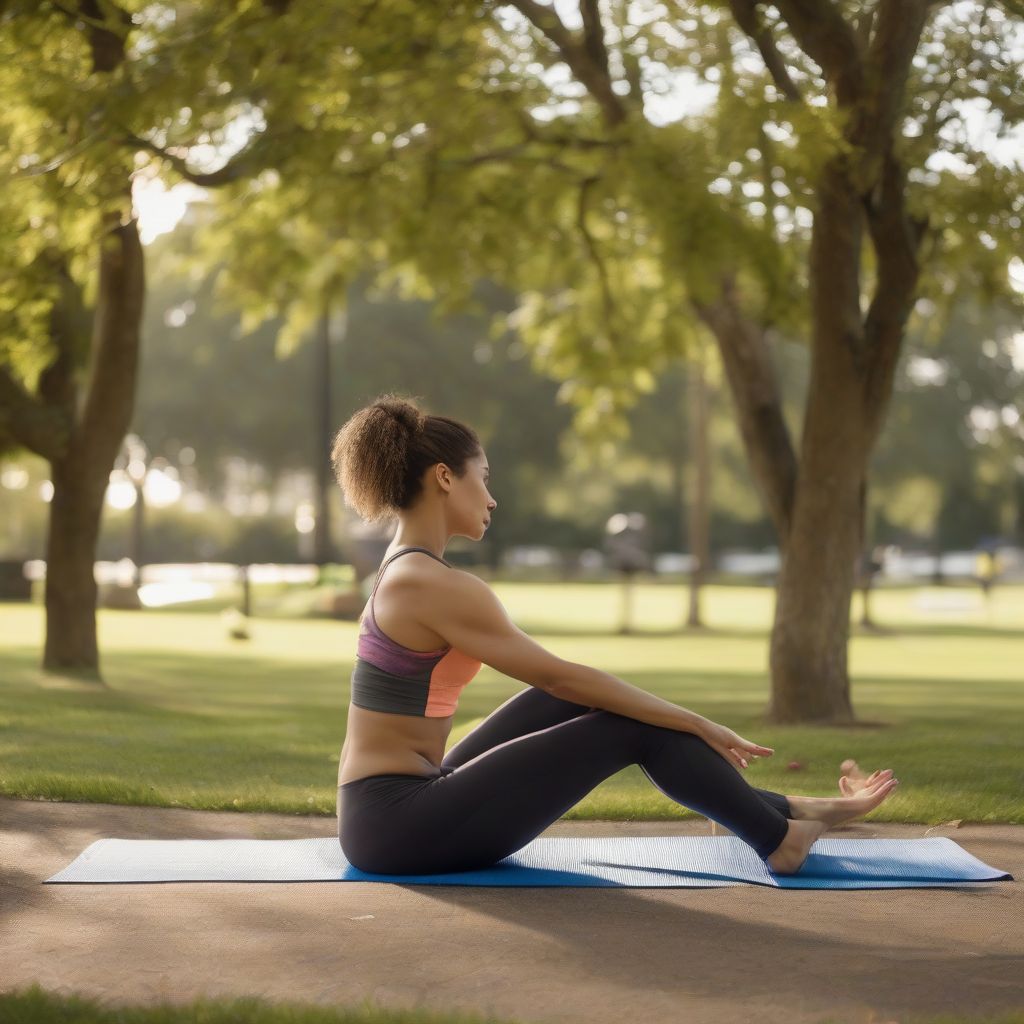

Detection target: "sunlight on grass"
[1, 584, 1022, 823]
[3, 981, 1024, 1024]
[0, 984, 529, 1024]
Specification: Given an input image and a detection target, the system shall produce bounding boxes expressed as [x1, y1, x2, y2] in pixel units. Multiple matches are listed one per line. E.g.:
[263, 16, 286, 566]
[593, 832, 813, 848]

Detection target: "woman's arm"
[417, 568, 711, 738]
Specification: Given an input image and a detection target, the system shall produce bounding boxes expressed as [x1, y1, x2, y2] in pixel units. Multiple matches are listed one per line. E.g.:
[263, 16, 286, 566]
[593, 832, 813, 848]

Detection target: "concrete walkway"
[1, 795, 1021, 1024]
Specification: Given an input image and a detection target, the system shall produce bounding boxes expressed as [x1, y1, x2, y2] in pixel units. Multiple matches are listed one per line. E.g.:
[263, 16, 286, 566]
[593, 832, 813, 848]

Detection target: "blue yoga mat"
[45, 835, 1013, 889]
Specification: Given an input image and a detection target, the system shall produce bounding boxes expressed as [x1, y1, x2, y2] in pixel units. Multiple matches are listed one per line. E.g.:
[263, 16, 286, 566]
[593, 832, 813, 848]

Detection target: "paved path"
[1, 796, 1021, 1024]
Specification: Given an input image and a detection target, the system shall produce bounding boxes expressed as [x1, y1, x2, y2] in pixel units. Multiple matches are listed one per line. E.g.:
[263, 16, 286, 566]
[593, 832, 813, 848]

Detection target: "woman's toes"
[830, 778, 900, 828]
[868, 778, 900, 808]
[839, 766, 893, 796]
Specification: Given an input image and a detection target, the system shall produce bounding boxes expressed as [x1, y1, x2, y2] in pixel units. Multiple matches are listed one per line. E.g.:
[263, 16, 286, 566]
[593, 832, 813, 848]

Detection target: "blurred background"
[2, 202, 1021, 614]
[1, 0, 1022, 708]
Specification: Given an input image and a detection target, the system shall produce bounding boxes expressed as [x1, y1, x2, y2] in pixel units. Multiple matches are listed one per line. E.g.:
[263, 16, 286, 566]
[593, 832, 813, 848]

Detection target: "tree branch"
[850, 0, 931, 161]
[0, 366, 71, 462]
[501, 0, 628, 127]
[438, 147, 582, 176]
[78, 207, 145, 455]
[515, 109, 620, 150]
[771, 0, 863, 104]
[37, 248, 90, 413]
[11, 127, 107, 179]
[576, 175, 622, 351]
[78, 0, 132, 73]
[118, 127, 305, 186]
[46, 0, 129, 36]
[693, 277, 798, 538]
[501, 0, 577, 54]
[728, 0, 803, 102]
[861, 151, 927, 447]
[580, 0, 611, 78]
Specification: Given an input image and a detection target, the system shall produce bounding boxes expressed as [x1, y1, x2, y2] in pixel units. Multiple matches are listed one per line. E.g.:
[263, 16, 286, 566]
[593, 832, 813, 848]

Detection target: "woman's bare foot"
[765, 818, 828, 875]
[839, 759, 891, 797]
[787, 774, 900, 829]
[786, 760, 894, 819]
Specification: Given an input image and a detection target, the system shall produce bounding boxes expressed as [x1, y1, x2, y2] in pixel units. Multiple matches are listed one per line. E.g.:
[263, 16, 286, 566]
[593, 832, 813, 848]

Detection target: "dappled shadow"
[3, 795, 1021, 1024]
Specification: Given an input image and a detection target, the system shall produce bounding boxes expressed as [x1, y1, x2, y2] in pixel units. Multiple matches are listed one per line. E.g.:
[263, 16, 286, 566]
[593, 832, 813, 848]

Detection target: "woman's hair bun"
[331, 392, 427, 524]
[331, 391, 481, 525]
[373, 395, 425, 437]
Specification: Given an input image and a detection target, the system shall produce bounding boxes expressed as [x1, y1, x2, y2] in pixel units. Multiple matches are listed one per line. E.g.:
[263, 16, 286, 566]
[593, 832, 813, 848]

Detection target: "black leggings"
[337, 686, 792, 875]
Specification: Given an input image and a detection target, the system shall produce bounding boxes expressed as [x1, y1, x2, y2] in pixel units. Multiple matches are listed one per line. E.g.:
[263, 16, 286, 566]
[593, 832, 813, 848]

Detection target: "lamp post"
[123, 434, 149, 590]
[314, 293, 347, 580]
[604, 512, 651, 634]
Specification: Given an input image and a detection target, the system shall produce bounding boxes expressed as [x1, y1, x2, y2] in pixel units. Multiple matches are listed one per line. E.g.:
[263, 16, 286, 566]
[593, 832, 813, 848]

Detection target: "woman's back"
[338, 546, 482, 785]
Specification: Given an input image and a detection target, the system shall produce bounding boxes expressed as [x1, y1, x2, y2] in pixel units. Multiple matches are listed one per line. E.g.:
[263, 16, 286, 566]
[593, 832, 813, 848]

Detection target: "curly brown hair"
[331, 393, 482, 524]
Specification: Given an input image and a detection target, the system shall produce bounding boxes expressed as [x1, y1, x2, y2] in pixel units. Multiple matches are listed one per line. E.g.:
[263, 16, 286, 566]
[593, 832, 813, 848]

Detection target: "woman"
[332, 394, 899, 877]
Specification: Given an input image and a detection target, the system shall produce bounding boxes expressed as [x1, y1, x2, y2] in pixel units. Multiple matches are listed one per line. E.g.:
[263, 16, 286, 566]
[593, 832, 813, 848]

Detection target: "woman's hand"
[697, 719, 774, 771]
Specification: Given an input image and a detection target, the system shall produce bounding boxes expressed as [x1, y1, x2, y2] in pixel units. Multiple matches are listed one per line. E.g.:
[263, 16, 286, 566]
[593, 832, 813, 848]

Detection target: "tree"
[134, 223, 578, 558]
[1, 2, 144, 680]
[27, 1, 1018, 720]
[0, 0, 301, 680]
[181, 1, 1019, 722]
[870, 295, 1024, 552]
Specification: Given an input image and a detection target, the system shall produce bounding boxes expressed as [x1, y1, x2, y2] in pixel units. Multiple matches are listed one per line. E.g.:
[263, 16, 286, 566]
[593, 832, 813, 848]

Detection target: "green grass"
[0, 583, 1022, 823]
[0, 985, 525, 1024]
[2, 983, 1023, 1024]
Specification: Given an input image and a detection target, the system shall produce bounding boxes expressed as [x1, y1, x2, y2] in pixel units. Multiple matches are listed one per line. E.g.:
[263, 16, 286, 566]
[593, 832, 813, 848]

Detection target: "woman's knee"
[531, 685, 597, 716]
[581, 708, 674, 762]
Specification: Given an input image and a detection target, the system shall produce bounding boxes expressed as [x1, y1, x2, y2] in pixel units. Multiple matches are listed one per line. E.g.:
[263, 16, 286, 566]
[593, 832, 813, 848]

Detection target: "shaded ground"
[1, 796, 1021, 1024]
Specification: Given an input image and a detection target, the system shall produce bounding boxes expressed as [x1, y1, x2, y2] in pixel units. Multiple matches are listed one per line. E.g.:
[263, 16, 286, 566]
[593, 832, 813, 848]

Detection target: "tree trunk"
[767, 460, 862, 723]
[1014, 473, 1024, 545]
[131, 479, 145, 588]
[667, 361, 689, 626]
[313, 296, 337, 571]
[765, 165, 865, 723]
[686, 354, 711, 627]
[43, 443, 109, 678]
[696, 149, 920, 724]
[537, 0, 929, 723]
[42, 204, 145, 681]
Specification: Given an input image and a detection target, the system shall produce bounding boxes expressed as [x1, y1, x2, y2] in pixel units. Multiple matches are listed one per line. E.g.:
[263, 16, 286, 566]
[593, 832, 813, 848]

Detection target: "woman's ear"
[434, 462, 452, 493]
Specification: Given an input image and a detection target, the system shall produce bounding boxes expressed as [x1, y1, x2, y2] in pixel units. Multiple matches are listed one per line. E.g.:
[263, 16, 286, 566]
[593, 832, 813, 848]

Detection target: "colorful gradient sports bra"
[349, 546, 482, 718]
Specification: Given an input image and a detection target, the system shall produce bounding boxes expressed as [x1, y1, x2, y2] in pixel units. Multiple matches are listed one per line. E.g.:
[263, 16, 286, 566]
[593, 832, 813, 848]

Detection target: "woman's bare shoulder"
[416, 567, 566, 691]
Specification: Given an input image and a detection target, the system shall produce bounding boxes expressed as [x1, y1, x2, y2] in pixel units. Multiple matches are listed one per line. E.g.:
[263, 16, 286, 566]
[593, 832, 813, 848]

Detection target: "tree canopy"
[2, 0, 1020, 709]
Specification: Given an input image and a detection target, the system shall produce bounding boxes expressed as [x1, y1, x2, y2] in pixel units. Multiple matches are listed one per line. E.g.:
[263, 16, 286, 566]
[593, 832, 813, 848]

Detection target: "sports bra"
[349, 546, 483, 717]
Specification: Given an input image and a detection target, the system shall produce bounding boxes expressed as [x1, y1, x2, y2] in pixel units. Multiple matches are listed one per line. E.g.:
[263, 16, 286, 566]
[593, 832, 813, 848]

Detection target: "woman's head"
[331, 393, 496, 538]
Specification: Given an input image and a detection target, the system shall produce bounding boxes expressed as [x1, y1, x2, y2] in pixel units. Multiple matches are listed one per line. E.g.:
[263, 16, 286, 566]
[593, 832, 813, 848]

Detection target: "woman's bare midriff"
[337, 702, 455, 786]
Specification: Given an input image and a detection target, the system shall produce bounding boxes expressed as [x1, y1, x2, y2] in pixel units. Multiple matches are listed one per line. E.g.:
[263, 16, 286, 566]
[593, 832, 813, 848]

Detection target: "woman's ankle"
[786, 794, 807, 820]
[766, 818, 826, 874]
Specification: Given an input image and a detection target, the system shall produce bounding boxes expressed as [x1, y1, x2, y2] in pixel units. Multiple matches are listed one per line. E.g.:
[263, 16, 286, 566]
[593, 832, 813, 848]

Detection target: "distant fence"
[497, 546, 1024, 583]
[3, 545, 1022, 605]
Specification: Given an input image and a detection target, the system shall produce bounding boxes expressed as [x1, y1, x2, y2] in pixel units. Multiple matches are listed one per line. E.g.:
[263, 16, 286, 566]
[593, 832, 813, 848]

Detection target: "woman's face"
[449, 450, 496, 540]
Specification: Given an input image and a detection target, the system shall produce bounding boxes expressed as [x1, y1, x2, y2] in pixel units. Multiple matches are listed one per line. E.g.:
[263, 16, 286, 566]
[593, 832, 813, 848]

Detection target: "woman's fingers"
[733, 741, 774, 768]
[713, 742, 746, 770]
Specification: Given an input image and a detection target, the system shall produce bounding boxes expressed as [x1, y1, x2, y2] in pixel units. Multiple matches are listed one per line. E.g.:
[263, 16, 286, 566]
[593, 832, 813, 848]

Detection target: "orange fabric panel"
[425, 648, 483, 717]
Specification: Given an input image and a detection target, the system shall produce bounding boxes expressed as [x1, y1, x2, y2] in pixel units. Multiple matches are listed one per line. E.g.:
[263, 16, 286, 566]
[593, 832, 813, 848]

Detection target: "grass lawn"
[0, 582, 1021, 823]
[2, 983, 1023, 1024]
[0, 985, 520, 1024]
